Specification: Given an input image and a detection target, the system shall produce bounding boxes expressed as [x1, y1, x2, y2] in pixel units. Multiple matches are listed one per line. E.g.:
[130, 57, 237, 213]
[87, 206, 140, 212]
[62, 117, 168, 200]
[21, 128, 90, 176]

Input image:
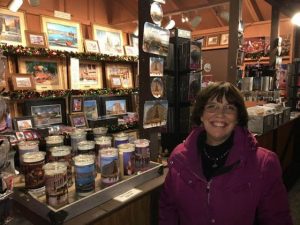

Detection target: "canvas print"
[151, 78, 164, 98]
[105, 99, 127, 116]
[143, 22, 170, 56]
[70, 113, 88, 128]
[18, 57, 66, 91]
[11, 74, 35, 91]
[25, 31, 47, 48]
[93, 25, 124, 55]
[31, 104, 62, 127]
[143, 100, 168, 129]
[83, 99, 98, 119]
[84, 39, 100, 53]
[0, 8, 26, 46]
[71, 97, 84, 113]
[42, 17, 83, 52]
[206, 35, 219, 46]
[150, 57, 164, 77]
[14, 117, 34, 131]
[105, 64, 133, 88]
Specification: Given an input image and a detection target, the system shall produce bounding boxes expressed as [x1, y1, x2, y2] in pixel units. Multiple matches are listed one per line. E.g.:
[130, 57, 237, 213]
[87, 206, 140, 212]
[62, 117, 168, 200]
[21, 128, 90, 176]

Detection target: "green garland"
[1, 44, 138, 62]
[0, 88, 139, 100]
[108, 121, 139, 133]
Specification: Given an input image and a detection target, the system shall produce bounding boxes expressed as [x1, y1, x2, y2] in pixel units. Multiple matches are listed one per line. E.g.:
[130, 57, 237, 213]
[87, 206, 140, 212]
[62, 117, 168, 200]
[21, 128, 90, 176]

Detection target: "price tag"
[113, 188, 142, 202]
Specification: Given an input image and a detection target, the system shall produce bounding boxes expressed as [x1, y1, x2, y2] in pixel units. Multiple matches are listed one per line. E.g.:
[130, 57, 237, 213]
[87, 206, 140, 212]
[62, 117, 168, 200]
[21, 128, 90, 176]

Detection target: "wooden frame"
[105, 63, 134, 89]
[83, 97, 100, 120]
[92, 24, 124, 56]
[70, 96, 84, 113]
[206, 35, 219, 47]
[41, 16, 83, 52]
[74, 61, 102, 90]
[219, 33, 229, 45]
[13, 116, 34, 131]
[0, 8, 27, 46]
[23, 98, 67, 127]
[124, 46, 138, 56]
[69, 113, 88, 128]
[25, 31, 47, 48]
[10, 74, 36, 91]
[84, 39, 100, 53]
[0, 55, 8, 90]
[18, 57, 67, 91]
[110, 75, 122, 88]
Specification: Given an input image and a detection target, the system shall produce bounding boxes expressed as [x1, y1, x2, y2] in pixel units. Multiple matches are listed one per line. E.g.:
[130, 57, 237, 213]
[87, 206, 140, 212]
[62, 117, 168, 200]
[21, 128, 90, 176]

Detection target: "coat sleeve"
[256, 151, 293, 225]
[159, 164, 179, 225]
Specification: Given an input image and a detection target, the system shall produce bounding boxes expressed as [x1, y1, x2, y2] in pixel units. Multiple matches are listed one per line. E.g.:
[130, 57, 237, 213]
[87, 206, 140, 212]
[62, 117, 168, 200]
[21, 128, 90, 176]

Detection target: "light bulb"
[292, 12, 300, 26]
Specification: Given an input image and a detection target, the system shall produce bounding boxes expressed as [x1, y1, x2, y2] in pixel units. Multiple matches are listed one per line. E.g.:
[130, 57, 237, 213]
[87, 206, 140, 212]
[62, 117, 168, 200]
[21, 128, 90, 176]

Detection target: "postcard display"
[161, 29, 202, 153]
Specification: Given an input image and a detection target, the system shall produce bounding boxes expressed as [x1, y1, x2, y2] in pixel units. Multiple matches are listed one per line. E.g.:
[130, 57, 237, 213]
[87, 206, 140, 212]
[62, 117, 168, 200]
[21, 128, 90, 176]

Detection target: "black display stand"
[161, 28, 201, 153]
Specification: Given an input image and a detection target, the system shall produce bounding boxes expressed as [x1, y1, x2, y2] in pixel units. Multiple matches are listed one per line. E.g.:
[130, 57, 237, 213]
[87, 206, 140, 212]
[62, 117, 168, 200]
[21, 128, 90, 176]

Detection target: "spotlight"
[292, 12, 300, 26]
[8, 0, 23, 12]
[165, 16, 175, 30]
[181, 14, 186, 23]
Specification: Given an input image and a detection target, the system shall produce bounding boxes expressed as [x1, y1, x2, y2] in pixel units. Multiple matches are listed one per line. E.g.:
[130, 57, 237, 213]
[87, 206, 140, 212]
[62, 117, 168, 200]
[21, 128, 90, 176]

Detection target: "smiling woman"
[159, 82, 293, 225]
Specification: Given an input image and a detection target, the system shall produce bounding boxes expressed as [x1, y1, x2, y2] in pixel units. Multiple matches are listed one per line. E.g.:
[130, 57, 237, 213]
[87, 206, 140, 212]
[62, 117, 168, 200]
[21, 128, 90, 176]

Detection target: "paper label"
[113, 188, 142, 202]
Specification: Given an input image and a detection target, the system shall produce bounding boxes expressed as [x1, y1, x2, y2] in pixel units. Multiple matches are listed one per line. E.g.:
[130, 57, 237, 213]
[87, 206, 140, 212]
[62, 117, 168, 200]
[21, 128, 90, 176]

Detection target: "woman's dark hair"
[191, 82, 248, 127]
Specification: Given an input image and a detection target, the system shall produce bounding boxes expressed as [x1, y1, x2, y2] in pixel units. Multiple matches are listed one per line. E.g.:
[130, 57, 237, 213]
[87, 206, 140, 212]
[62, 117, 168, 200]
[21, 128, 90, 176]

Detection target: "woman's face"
[200, 95, 238, 146]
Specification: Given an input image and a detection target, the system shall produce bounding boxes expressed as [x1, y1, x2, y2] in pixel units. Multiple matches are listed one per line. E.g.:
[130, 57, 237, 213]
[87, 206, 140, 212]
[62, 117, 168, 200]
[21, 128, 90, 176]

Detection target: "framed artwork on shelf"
[10, 73, 36, 91]
[84, 39, 100, 53]
[25, 31, 47, 48]
[18, 57, 67, 91]
[206, 35, 219, 47]
[110, 75, 122, 88]
[69, 113, 88, 128]
[101, 95, 131, 116]
[124, 46, 138, 56]
[0, 8, 27, 46]
[70, 96, 84, 113]
[13, 116, 34, 131]
[105, 63, 134, 89]
[69, 60, 102, 90]
[41, 16, 83, 52]
[219, 33, 229, 45]
[0, 56, 8, 90]
[92, 25, 124, 56]
[83, 96, 100, 120]
[23, 98, 67, 128]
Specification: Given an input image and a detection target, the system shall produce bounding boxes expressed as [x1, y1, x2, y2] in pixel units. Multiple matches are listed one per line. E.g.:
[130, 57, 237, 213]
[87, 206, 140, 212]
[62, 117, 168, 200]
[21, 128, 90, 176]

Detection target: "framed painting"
[69, 113, 88, 128]
[25, 31, 47, 48]
[10, 73, 36, 91]
[41, 16, 83, 52]
[70, 96, 84, 113]
[124, 46, 138, 57]
[13, 116, 34, 131]
[101, 95, 131, 116]
[105, 63, 133, 89]
[78, 61, 102, 90]
[92, 24, 124, 56]
[18, 57, 67, 91]
[149, 57, 163, 77]
[0, 8, 26, 46]
[110, 75, 122, 88]
[83, 97, 100, 120]
[84, 39, 100, 53]
[219, 33, 229, 46]
[206, 35, 219, 47]
[0, 55, 8, 90]
[23, 98, 67, 128]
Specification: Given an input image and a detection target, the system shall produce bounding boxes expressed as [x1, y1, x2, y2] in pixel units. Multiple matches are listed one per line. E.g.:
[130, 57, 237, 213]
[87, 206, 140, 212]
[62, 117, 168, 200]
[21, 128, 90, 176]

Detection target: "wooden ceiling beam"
[112, 0, 229, 25]
[265, 0, 294, 17]
[103, 0, 113, 24]
[245, 0, 264, 22]
[210, 7, 225, 26]
[168, 0, 180, 10]
[114, 0, 138, 20]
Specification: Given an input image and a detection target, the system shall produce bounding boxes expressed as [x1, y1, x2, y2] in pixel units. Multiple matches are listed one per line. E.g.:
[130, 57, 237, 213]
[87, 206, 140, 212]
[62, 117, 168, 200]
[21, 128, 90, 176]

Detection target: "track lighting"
[8, 0, 23, 12]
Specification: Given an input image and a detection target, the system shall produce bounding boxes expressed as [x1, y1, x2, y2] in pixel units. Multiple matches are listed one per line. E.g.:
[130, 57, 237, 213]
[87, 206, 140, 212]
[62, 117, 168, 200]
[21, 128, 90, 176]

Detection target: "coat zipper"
[206, 180, 212, 205]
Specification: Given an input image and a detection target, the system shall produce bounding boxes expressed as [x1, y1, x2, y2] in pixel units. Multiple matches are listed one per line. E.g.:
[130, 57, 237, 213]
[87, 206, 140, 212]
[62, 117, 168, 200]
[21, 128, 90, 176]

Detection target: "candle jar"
[70, 130, 87, 155]
[93, 127, 108, 139]
[114, 132, 129, 148]
[73, 154, 95, 196]
[100, 148, 119, 187]
[95, 136, 112, 172]
[77, 141, 95, 155]
[45, 135, 64, 151]
[118, 143, 135, 177]
[134, 139, 150, 171]
[18, 141, 39, 166]
[49, 146, 73, 187]
[43, 162, 68, 208]
[22, 151, 45, 190]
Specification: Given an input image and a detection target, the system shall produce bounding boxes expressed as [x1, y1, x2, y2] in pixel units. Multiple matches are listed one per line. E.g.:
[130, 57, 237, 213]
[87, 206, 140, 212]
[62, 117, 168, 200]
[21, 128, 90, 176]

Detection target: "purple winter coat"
[159, 126, 293, 225]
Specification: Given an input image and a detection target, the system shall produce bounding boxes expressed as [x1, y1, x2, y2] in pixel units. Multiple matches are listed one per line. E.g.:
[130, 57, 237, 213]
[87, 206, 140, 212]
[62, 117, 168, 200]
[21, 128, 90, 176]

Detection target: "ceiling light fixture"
[292, 12, 300, 26]
[28, 0, 40, 7]
[8, 0, 23, 12]
[165, 16, 176, 30]
[181, 14, 186, 23]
